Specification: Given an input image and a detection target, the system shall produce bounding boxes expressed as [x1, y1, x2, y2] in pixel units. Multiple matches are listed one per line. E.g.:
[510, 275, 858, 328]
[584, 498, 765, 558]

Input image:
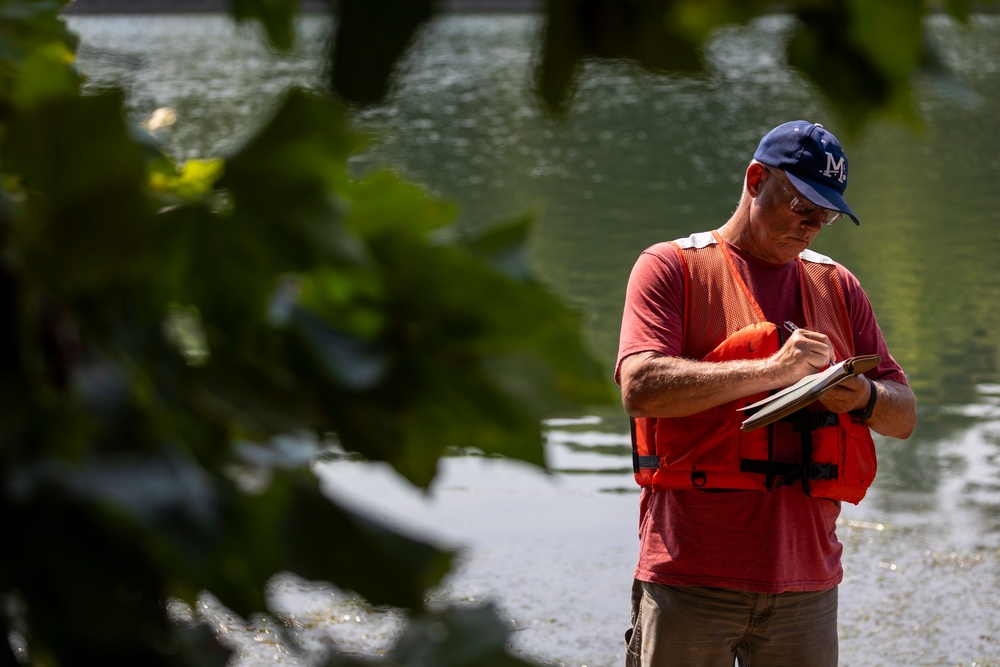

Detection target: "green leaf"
[220, 87, 367, 270]
[846, 0, 922, 82]
[149, 158, 224, 206]
[286, 304, 390, 390]
[4, 91, 156, 297]
[4, 89, 143, 200]
[176, 468, 454, 614]
[387, 605, 537, 667]
[316, 179, 612, 486]
[296, 266, 386, 339]
[786, 5, 906, 134]
[941, 0, 973, 21]
[0, 0, 77, 73]
[537, 0, 708, 113]
[0, 0, 79, 110]
[228, 0, 300, 51]
[329, 0, 434, 104]
[342, 169, 458, 238]
[457, 215, 534, 282]
[19, 451, 224, 546]
[7, 476, 228, 665]
[7, 37, 79, 107]
[224, 87, 362, 190]
[669, 0, 769, 42]
[276, 475, 454, 610]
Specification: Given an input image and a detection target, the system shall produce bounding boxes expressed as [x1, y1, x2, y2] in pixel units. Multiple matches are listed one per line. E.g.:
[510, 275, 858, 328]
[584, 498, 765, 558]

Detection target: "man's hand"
[819, 374, 870, 414]
[820, 375, 916, 439]
[769, 328, 836, 387]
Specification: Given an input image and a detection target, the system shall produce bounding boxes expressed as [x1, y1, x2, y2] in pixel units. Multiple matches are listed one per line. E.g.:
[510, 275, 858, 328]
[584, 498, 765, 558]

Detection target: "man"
[616, 120, 917, 666]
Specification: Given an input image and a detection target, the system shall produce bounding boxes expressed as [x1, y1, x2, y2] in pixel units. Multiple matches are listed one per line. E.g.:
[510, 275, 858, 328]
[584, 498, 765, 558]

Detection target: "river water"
[70, 12, 1000, 667]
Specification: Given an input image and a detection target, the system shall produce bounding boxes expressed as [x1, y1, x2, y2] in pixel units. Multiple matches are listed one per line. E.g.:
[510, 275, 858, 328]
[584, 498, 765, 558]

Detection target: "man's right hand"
[768, 328, 837, 387]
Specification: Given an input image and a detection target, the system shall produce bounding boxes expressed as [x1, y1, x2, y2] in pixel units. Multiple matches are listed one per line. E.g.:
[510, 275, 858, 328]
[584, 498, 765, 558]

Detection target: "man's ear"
[746, 162, 766, 197]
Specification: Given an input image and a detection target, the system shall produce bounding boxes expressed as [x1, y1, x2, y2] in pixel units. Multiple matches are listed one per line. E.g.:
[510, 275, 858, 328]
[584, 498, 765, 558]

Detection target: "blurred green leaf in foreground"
[0, 0, 611, 664]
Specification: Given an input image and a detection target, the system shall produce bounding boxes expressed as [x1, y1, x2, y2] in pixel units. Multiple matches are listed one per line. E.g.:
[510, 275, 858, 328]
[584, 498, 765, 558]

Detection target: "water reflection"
[69, 11, 1000, 666]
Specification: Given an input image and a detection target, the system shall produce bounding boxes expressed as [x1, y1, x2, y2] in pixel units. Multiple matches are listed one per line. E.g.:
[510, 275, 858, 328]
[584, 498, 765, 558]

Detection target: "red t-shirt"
[617, 235, 908, 593]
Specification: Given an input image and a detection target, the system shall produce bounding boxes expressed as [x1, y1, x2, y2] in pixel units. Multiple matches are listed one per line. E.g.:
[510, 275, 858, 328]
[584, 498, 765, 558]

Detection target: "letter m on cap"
[822, 153, 846, 183]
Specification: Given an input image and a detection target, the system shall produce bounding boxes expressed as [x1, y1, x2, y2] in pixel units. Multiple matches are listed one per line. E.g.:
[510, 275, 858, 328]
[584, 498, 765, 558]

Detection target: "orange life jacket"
[630, 231, 877, 504]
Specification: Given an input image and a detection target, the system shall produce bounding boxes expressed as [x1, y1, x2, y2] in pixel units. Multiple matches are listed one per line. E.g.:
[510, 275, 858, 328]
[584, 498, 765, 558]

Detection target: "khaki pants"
[625, 580, 839, 667]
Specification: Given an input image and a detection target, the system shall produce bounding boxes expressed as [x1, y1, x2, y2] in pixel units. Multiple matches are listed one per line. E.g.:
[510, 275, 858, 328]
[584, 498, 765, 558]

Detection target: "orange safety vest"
[630, 231, 877, 504]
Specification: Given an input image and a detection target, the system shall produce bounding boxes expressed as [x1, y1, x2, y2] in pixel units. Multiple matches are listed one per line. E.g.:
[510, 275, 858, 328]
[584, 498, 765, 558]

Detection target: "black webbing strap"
[783, 408, 841, 494]
[630, 418, 660, 472]
[786, 410, 839, 433]
[765, 422, 776, 491]
[740, 458, 839, 485]
[631, 409, 841, 491]
[635, 455, 660, 470]
[630, 417, 640, 473]
[740, 458, 799, 476]
[801, 426, 814, 495]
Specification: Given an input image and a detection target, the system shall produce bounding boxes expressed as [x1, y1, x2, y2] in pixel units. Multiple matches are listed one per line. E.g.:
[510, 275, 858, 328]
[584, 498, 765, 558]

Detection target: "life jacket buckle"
[787, 410, 839, 433]
[805, 462, 838, 481]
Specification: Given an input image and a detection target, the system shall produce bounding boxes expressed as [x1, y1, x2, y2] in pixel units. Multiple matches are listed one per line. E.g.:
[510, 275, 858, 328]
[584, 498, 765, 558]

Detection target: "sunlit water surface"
[70, 12, 1000, 667]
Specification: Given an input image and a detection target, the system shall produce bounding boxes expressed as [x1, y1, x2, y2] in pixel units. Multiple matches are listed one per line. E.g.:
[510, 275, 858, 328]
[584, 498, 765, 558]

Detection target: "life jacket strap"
[771, 462, 839, 486]
[635, 455, 660, 470]
[786, 410, 839, 433]
[740, 458, 839, 486]
[781, 408, 839, 495]
[632, 409, 844, 490]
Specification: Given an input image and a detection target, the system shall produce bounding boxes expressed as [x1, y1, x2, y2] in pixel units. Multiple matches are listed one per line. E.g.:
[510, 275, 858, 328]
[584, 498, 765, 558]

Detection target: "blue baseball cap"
[754, 120, 860, 225]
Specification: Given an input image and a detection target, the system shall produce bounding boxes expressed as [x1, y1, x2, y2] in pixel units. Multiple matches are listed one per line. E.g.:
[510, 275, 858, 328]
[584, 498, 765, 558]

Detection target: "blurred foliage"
[0, 0, 609, 664]
[2, 0, 989, 664]
[328, 0, 434, 104]
[325, 0, 997, 133]
[537, 0, 994, 133]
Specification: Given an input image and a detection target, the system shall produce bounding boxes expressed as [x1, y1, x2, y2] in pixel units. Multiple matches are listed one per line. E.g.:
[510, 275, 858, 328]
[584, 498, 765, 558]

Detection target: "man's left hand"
[819, 375, 870, 414]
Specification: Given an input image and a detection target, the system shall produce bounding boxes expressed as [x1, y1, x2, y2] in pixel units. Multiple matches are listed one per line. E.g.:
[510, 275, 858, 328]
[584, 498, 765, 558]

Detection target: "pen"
[783, 321, 799, 333]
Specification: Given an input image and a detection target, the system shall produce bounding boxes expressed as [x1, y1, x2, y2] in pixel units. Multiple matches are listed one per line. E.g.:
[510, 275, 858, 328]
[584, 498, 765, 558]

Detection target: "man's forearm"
[620, 351, 784, 418]
[621, 330, 874, 420]
[867, 379, 917, 439]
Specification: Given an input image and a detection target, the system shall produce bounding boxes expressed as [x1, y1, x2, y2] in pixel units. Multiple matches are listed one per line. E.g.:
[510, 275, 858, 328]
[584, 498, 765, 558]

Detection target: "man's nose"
[802, 211, 825, 228]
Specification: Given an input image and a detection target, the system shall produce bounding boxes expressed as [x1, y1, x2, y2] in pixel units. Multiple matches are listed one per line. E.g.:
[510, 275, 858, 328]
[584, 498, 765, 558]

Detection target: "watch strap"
[850, 376, 878, 421]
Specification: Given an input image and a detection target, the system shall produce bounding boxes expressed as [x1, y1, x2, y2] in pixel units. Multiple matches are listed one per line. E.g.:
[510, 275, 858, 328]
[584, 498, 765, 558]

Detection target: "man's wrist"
[850, 377, 878, 421]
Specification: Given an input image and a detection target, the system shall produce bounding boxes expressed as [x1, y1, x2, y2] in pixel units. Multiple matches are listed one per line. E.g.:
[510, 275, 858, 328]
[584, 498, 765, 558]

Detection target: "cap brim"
[786, 172, 860, 226]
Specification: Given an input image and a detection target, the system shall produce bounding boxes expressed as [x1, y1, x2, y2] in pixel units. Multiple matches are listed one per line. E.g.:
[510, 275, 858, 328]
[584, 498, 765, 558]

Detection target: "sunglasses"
[763, 167, 843, 226]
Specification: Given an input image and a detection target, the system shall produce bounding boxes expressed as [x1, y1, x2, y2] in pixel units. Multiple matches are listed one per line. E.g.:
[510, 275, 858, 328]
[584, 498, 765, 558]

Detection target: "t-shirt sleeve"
[615, 243, 686, 385]
[838, 265, 909, 386]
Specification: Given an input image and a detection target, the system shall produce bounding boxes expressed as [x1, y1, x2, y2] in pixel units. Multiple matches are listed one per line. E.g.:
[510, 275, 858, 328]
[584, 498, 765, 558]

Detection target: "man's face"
[750, 169, 827, 264]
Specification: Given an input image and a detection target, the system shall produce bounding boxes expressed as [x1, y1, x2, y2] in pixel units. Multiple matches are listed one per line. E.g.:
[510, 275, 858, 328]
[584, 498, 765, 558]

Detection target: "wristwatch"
[850, 377, 878, 421]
